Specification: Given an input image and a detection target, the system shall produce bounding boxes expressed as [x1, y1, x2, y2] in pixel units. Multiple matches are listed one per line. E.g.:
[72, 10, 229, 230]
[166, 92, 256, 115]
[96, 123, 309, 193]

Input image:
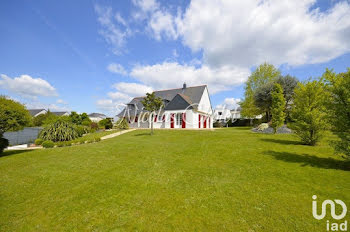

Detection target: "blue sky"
[0, 0, 349, 116]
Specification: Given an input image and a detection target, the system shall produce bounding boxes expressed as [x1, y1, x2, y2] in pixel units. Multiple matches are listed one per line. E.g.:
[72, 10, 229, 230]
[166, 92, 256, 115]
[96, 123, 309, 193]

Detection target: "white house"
[118, 84, 213, 129]
[88, 113, 107, 122]
[213, 108, 232, 122]
[28, 109, 47, 117]
[51, 111, 70, 116]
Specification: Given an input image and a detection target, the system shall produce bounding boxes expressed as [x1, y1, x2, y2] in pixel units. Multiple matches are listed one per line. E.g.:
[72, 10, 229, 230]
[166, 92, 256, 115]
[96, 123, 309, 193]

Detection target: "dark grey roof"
[164, 93, 194, 110]
[51, 111, 69, 116]
[88, 113, 106, 118]
[28, 109, 46, 117]
[117, 85, 206, 117]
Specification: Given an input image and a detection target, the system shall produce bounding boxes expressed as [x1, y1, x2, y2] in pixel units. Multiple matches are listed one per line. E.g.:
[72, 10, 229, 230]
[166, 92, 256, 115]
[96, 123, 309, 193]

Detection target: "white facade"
[126, 86, 213, 129]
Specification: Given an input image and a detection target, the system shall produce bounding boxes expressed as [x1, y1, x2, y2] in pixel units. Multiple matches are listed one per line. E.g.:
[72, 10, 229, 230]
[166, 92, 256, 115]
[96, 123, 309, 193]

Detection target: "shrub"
[75, 125, 89, 137]
[64, 142, 72, 146]
[42, 140, 54, 148]
[90, 122, 99, 130]
[40, 119, 79, 142]
[115, 118, 129, 129]
[0, 136, 9, 153]
[290, 81, 328, 145]
[271, 83, 286, 133]
[213, 121, 222, 128]
[257, 123, 269, 131]
[99, 118, 113, 129]
[94, 138, 101, 142]
[35, 138, 43, 145]
[56, 142, 65, 147]
[323, 68, 350, 158]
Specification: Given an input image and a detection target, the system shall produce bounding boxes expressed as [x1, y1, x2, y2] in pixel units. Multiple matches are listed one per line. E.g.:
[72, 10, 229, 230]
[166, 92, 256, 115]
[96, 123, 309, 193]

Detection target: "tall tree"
[290, 81, 328, 145]
[271, 83, 286, 133]
[253, 82, 274, 121]
[322, 68, 350, 158]
[241, 63, 281, 121]
[141, 92, 163, 135]
[276, 75, 299, 120]
[240, 89, 260, 126]
[0, 96, 31, 153]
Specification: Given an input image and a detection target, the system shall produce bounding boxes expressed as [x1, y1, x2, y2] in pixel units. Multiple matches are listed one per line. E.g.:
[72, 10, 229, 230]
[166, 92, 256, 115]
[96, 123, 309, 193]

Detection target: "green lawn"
[0, 128, 349, 231]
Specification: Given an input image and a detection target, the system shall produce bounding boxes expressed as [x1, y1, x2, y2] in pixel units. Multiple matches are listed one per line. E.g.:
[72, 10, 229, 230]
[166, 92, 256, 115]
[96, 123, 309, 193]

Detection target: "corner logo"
[312, 195, 348, 231]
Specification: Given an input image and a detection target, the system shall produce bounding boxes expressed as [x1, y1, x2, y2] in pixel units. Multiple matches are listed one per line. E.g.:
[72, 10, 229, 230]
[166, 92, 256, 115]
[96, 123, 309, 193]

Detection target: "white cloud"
[130, 62, 249, 94]
[94, 5, 132, 55]
[107, 63, 128, 75]
[148, 10, 179, 40]
[113, 82, 153, 96]
[56, 99, 67, 104]
[96, 82, 152, 115]
[216, 98, 241, 110]
[176, 0, 350, 68]
[25, 101, 70, 112]
[0, 74, 57, 99]
[132, 0, 158, 13]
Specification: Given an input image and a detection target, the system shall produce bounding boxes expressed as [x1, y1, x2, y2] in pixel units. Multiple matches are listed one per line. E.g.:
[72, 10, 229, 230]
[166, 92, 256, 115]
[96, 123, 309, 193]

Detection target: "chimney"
[183, 82, 187, 89]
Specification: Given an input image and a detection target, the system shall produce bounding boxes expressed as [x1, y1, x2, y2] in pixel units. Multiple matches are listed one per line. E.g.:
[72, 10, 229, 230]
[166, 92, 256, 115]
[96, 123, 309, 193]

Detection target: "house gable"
[164, 93, 193, 110]
[197, 86, 212, 114]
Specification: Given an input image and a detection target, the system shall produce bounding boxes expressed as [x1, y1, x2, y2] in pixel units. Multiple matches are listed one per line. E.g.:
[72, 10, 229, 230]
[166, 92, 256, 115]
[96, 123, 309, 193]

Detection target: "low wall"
[3, 127, 43, 146]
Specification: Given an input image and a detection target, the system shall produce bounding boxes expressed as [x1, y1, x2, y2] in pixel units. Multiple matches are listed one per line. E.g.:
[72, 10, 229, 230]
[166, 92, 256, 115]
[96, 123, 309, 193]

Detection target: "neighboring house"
[88, 113, 107, 122]
[230, 107, 241, 120]
[51, 111, 70, 116]
[214, 108, 232, 122]
[28, 109, 47, 117]
[118, 84, 213, 129]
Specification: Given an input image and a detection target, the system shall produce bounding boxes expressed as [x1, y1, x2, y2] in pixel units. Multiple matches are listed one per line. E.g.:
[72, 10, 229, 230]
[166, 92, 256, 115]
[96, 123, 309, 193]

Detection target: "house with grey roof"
[28, 109, 47, 117]
[51, 111, 70, 116]
[88, 113, 107, 122]
[118, 84, 213, 129]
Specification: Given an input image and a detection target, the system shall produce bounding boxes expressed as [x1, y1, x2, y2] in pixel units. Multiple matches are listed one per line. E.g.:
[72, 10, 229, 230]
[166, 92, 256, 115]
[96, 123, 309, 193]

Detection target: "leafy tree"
[254, 82, 274, 121]
[240, 89, 260, 125]
[115, 118, 129, 129]
[290, 81, 328, 145]
[98, 118, 113, 129]
[141, 92, 163, 135]
[276, 75, 299, 120]
[0, 96, 31, 153]
[271, 83, 286, 133]
[322, 68, 350, 158]
[39, 119, 79, 142]
[241, 63, 280, 121]
[246, 62, 281, 91]
[69, 111, 81, 124]
[0, 96, 31, 133]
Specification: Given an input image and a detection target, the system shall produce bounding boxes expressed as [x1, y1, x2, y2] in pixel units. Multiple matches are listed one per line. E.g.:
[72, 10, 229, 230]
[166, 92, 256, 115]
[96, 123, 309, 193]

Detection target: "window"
[176, 113, 182, 126]
[158, 115, 163, 121]
[218, 112, 222, 115]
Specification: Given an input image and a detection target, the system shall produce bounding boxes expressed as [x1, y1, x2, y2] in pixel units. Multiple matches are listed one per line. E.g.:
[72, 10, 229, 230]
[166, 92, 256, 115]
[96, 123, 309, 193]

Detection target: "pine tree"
[271, 83, 285, 133]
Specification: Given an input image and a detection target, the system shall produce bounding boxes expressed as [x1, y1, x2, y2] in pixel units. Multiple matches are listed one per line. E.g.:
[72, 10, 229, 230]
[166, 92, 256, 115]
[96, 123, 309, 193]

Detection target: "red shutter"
[204, 116, 207, 128]
[135, 116, 138, 122]
[182, 113, 186, 128]
[198, 114, 201, 128]
[171, 114, 175, 128]
[154, 115, 157, 122]
[162, 115, 165, 122]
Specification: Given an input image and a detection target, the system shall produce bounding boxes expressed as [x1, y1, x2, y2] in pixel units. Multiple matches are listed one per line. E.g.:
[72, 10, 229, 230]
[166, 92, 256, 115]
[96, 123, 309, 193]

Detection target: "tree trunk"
[151, 114, 154, 135]
[250, 118, 253, 126]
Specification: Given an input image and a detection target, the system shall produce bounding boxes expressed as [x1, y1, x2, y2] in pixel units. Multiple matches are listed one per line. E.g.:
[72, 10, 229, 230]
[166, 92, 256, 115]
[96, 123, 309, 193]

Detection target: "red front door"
[198, 114, 201, 128]
[182, 113, 186, 128]
[204, 116, 207, 128]
[171, 113, 175, 128]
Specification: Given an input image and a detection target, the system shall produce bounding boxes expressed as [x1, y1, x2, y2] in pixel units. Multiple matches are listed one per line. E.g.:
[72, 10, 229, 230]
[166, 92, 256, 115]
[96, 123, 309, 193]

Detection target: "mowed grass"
[0, 128, 349, 231]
